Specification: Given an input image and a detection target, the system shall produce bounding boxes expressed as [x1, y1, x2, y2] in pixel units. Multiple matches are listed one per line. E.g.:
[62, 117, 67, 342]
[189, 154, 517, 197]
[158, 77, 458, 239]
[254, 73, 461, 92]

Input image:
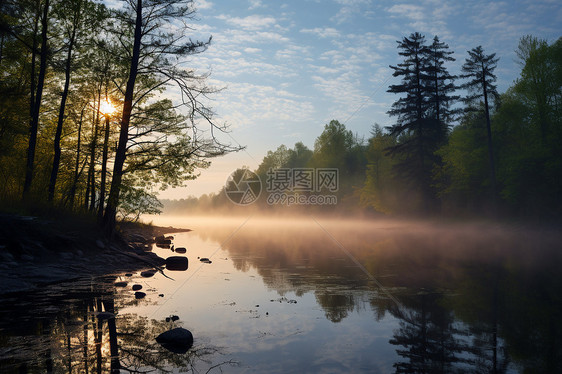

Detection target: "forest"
[0, 0, 240, 232]
[0, 0, 560, 225]
[166, 33, 562, 220]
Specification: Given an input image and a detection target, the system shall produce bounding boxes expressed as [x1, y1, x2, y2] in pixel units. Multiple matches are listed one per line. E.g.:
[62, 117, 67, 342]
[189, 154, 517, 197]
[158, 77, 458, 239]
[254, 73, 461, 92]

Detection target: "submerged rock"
[132, 284, 142, 291]
[155, 328, 193, 354]
[166, 256, 188, 271]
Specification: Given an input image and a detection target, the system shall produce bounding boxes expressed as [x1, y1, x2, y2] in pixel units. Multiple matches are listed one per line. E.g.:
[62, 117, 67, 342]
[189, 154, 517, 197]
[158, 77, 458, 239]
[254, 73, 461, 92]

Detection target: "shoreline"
[0, 214, 190, 295]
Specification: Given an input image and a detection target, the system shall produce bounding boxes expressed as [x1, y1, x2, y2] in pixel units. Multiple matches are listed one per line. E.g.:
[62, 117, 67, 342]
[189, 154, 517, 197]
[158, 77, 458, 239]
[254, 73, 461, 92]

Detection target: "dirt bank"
[0, 214, 190, 295]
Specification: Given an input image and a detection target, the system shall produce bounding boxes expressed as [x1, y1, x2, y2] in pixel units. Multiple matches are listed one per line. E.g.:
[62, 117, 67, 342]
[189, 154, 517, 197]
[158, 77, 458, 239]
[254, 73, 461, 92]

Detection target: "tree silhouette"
[461, 46, 499, 205]
[386, 32, 453, 212]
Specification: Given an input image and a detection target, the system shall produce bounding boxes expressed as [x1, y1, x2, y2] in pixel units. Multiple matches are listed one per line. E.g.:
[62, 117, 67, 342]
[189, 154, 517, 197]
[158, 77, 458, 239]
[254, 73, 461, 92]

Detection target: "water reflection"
[2, 216, 562, 373]
[0, 277, 228, 373]
[187, 217, 562, 373]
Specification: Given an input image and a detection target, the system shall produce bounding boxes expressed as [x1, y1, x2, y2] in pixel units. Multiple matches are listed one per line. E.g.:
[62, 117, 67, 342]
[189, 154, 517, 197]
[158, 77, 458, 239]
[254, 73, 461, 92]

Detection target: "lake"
[1, 215, 561, 373]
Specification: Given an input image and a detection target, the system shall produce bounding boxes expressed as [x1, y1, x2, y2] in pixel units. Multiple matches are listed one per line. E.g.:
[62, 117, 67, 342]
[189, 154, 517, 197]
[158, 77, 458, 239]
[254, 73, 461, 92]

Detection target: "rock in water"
[166, 256, 188, 271]
[135, 291, 146, 299]
[175, 247, 186, 254]
[155, 328, 193, 354]
[132, 284, 142, 291]
[140, 269, 157, 278]
[114, 281, 127, 287]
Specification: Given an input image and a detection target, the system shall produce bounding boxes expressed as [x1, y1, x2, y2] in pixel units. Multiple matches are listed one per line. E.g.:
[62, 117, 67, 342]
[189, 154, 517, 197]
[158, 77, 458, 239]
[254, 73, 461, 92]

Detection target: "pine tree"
[426, 36, 459, 143]
[386, 32, 435, 211]
[461, 46, 499, 203]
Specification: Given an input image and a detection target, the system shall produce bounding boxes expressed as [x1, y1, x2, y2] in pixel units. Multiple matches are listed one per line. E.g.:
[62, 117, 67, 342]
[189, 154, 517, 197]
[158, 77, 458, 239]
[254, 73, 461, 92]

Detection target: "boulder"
[140, 269, 157, 278]
[166, 256, 188, 271]
[135, 291, 146, 299]
[155, 236, 172, 245]
[155, 328, 193, 354]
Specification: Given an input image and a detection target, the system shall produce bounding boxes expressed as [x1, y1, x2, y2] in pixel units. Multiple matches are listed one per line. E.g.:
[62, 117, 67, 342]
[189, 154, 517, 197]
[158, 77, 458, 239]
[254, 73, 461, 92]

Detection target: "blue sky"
[159, 0, 562, 199]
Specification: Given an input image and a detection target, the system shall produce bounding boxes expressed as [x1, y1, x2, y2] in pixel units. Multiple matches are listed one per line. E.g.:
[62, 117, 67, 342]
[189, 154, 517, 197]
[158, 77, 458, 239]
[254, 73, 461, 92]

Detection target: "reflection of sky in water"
[121, 224, 401, 372]
[3, 215, 561, 372]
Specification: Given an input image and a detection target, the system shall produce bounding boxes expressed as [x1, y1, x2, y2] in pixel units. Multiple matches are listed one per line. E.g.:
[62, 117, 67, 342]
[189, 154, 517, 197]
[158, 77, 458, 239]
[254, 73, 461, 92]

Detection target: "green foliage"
[435, 109, 489, 211]
[117, 184, 163, 222]
[360, 125, 400, 214]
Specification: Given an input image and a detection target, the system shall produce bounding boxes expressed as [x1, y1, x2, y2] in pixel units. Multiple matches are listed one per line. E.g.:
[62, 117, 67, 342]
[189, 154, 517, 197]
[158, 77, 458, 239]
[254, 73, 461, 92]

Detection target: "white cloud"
[300, 27, 341, 39]
[211, 82, 315, 128]
[195, 0, 213, 10]
[244, 47, 262, 53]
[386, 4, 425, 21]
[248, 0, 264, 10]
[215, 14, 278, 31]
[331, 0, 372, 24]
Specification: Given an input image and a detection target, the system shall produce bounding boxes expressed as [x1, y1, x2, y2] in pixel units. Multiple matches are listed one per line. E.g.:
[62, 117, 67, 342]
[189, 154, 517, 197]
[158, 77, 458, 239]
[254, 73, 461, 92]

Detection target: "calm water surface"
[1, 215, 561, 373]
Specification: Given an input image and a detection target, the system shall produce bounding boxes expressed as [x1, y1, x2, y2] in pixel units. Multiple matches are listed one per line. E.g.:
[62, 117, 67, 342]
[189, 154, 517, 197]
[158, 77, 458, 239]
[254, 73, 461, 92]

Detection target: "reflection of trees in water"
[389, 293, 471, 374]
[195, 220, 562, 372]
[0, 280, 233, 373]
[315, 292, 356, 323]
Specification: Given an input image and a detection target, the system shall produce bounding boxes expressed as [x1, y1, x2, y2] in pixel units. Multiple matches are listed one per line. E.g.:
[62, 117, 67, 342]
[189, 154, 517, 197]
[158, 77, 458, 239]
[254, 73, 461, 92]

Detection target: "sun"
[99, 98, 116, 116]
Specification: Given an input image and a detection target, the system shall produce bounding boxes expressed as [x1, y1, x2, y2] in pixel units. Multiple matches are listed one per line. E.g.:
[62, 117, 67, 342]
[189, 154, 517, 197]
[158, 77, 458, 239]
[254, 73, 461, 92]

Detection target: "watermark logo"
[225, 168, 339, 206]
[266, 168, 338, 193]
[225, 169, 262, 205]
[266, 168, 338, 206]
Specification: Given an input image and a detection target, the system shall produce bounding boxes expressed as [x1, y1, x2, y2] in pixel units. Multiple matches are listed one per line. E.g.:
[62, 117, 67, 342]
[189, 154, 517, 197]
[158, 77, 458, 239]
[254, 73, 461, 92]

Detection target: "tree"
[435, 108, 490, 213]
[47, 0, 103, 202]
[360, 124, 400, 214]
[23, 0, 50, 199]
[102, 0, 241, 234]
[515, 35, 562, 147]
[460, 46, 500, 204]
[426, 36, 458, 138]
[310, 120, 365, 199]
[286, 142, 313, 169]
[386, 32, 439, 212]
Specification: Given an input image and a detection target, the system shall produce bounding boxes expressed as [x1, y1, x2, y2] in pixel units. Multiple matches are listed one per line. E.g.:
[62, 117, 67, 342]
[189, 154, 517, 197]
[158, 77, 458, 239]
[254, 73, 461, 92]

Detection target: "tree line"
[0, 0, 239, 232]
[165, 33, 562, 219]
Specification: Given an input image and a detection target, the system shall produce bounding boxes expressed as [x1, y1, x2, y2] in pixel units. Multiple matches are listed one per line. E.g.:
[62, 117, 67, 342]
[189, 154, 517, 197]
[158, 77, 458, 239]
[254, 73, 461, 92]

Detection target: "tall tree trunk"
[69, 105, 85, 208]
[103, 0, 143, 235]
[482, 68, 497, 205]
[89, 95, 101, 211]
[23, 0, 49, 199]
[48, 26, 77, 201]
[98, 115, 110, 223]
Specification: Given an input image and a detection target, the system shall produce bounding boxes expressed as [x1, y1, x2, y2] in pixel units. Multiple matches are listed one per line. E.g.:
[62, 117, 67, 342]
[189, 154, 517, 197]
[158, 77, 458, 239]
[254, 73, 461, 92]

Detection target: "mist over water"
[3, 213, 561, 372]
[134, 213, 562, 373]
